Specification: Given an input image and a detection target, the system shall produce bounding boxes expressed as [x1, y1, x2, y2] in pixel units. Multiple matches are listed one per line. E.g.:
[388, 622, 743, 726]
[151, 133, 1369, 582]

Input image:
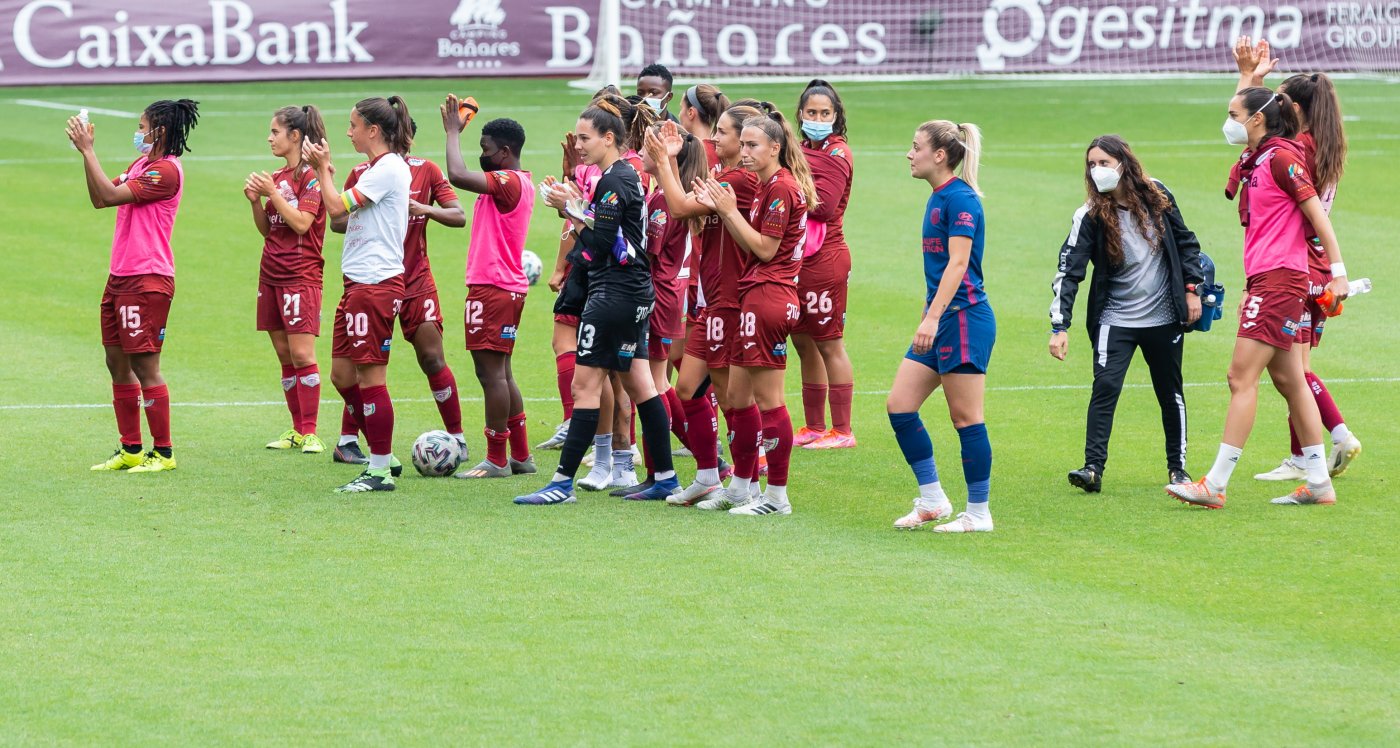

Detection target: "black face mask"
[479, 152, 501, 173]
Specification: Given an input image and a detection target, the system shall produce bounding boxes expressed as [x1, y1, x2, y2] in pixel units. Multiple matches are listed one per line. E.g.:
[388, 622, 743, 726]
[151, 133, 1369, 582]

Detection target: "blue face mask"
[801, 119, 833, 142]
[133, 130, 153, 155]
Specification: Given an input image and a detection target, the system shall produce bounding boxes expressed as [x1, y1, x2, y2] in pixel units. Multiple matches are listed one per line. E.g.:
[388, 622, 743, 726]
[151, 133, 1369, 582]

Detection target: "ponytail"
[274, 104, 326, 169]
[354, 96, 413, 155]
[1238, 86, 1301, 142]
[742, 102, 819, 209]
[1281, 72, 1346, 191]
[917, 120, 983, 196]
[674, 131, 709, 233]
[683, 84, 730, 131]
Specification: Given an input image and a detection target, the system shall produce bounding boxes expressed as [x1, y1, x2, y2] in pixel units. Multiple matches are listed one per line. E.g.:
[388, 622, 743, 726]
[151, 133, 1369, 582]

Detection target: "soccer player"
[792, 80, 858, 450]
[440, 97, 538, 479]
[636, 62, 675, 121]
[624, 127, 710, 495]
[331, 120, 467, 465]
[1165, 88, 1351, 508]
[304, 96, 413, 493]
[71, 99, 200, 474]
[246, 105, 329, 455]
[515, 99, 680, 505]
[692, 103, 817, 516]
[644, 106, 764, 507]
[1047, 135, 1205, 492]
[1234, 39, 1363, 481]
[889, 120, 996, 533]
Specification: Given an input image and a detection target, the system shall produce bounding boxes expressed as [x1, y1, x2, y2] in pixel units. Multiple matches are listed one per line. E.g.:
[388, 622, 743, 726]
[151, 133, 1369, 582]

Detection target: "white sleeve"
[353, 160, 394, 205]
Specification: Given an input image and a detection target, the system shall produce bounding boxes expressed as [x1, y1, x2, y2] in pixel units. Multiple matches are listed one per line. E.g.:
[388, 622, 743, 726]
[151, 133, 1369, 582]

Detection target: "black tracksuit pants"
[1084, 322, 1186, 472]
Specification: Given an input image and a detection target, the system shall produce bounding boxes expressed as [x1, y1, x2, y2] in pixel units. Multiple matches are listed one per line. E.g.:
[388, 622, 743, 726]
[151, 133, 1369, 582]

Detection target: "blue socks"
[889, 412, 938, 486]
[957, 422, 992, 505]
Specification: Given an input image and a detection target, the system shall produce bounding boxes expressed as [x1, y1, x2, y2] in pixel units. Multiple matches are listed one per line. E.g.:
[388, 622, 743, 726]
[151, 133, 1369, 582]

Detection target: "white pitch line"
[3, 377, 1398, 412]
[16, 98, 138, 118]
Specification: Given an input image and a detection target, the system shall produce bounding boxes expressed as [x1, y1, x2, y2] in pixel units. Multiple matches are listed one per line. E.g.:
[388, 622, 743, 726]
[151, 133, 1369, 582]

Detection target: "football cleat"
[756, 452, 769, 477]
[625, 476, 681, 501]
[893, 499, 954, 529]
[793, 426, 826, 447]
[803, 430, 857, 450]
[667, 479, 722, 506]
[127, 451, 177, 473]
[265, 429, 303, 450]
[610, 470, 639, 489]
[611, 478, 653, 497]
[1165, 477, 1226, 509]
[91, 447, 144, 471]
[1068, 465, 1102, 493]
[333, 441, 370, 466]
[388, 454, 404, 478]
[932, 511, 994, 533]
[513, 480, 577, 505]
[696, 485, 751, 511]
[334, 468, 395, 493]
[535, 419, 570, 450]
[1270, 483, 1337, 505]
[1328, 434, 1362, 478]
[729, 498, 792, 516]
[577, 466, 612, 491]
[1254, 458, 1306, 482]
[1168, 468, 1192, 485]
[509, 456, 538, 475]
[300, 433, 325, 454]
[718, 458, 734, 482]
[672, 446, 694, 457]
[454, 459, 511, 479]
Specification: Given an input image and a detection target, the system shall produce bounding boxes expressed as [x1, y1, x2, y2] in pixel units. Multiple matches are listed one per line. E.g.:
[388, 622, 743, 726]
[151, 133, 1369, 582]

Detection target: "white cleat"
[1328, 434, 1362, 478]
[535, 419, 570, 450]
[610, 470, 639, 488]
[667, 480, 722, 506]
[933, 511, 994, 533]
[893, 499, 954, 529]
[577, 466, 613, 491]
[729, 497, 792, 516]
[1254, 458, 1307, 482]
[1270, 483, 1337, 505]
[696, 485, 751, 511]
[672, 446, 694, 458]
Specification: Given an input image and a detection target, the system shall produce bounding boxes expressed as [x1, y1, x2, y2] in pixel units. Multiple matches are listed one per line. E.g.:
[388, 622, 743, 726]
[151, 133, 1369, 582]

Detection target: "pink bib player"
[110, 156, 184, 277]
[466, 170, 535, 294]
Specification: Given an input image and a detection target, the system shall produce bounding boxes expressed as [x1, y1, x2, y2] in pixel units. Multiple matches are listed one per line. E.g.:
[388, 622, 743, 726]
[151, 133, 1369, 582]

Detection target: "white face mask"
[1090, 164, 1121, 193]
[643, 96, 666, 114]
[1222, 117, 1249, 146]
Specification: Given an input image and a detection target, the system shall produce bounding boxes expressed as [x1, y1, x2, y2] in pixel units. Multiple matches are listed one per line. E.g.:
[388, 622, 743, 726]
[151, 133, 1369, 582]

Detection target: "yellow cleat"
[90, 448, 144, 471]
[300, 433, 325, 454]
[266, 429, 304, 450]
[128, 451, 177, 473]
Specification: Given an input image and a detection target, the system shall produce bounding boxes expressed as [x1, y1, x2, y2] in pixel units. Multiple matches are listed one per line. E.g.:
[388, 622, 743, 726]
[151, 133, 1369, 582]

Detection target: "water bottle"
[70, 108, 88, 149]
[1315, 277, 1372, 317]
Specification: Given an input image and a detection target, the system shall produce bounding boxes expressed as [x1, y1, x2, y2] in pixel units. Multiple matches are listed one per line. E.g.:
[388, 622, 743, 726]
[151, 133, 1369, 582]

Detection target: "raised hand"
[66, 115, 95, 153]
[441, 94, 464, 133]
[561, 132, 580, 177]
[246, 171, 276, 198]
[658, 120, 684, 158]
[303, 139, 331, 171]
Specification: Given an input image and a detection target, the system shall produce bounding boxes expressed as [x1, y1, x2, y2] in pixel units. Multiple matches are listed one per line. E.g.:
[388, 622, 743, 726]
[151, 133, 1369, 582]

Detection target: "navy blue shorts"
[905, 302, 996, 375]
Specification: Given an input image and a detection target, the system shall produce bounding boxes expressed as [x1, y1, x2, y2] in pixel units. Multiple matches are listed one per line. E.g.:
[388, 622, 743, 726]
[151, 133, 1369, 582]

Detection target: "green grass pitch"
[1, 76, 1397, 744]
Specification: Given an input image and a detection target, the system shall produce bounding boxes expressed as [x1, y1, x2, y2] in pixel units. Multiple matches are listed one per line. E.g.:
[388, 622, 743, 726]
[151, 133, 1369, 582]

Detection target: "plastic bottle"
[1315, 277, 1372, 317]
[70, 108, 89, 149]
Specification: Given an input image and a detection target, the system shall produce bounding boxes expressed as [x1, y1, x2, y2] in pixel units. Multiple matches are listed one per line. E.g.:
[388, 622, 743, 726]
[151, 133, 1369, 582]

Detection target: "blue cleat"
[624, 476, 681, 502]
[513, 480, 577, 505]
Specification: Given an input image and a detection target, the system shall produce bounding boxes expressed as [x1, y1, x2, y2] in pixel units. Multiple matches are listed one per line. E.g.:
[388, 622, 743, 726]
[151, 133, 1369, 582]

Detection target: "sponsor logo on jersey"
[493, 171, 511, 184]
[381, 337, 392, 351]
[158, 327, 166, 340]
[144, 170, 162, 183]
[923, 237, 945, 254]
[1282, 318, 1299, 336]
[468, 326, 482, 335]
[771, 342, 787, 356]
[649, 209, 668, 227]
[768, 198, 785, 213]
[600, 191, 619, 205]
[353, 340, 367, 347]
[1241, 321, 1257, 330]
[830, 148, 845, 159]
[955, 211, 976, 228]
[501, 324, 517, 339]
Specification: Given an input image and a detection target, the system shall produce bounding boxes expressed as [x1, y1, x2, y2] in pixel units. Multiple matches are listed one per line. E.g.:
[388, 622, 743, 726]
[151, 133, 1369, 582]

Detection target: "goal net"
[572, 0, 1400, 88]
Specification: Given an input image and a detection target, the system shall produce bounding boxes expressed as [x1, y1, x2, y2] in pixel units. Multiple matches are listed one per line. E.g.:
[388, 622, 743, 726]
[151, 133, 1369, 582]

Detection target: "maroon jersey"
[646, 190, 688, 339]
[702, 166, 760, 310]
[740, 168, 807, 290]
[344, 156, 458, 298]
[801, 135, 853, 254]
[258, 163, 326, 286]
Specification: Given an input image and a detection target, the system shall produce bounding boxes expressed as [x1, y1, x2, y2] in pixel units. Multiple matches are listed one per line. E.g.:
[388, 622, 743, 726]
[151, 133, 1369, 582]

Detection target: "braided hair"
[144, 99, 200, 158]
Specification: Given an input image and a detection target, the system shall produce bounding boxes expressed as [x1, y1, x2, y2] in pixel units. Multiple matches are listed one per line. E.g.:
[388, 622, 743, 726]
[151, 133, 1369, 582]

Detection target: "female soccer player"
[71, 99, 199, 474]
[643, 105, 763, 507]
[627, 127, 710, 495]
[792, 80, 858, 450]
[888, 120, 995, 533]
[692, 103, 817, 516]
[330, 120, 467, 465]
[1234, 38, 1363, 481]
[1047, 135, 1204, 492]
[440, 97, 538, 479]
[304, 96, 413, 493]
[246, 105, 328, 455]
[514, 99, 679, 505]
[671, 84, 730, 379]
[1165, 87, 1351, 508]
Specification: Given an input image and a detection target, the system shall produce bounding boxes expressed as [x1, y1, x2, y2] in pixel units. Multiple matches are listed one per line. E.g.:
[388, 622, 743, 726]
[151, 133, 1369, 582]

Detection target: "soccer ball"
[522, 249, 543, 286]
[411, 430, 466, 477]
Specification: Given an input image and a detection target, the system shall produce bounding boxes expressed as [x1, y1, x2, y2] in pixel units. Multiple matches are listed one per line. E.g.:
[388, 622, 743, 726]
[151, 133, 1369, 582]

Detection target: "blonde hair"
[918, 120, 983, 196]
[742, 101, 819, 209]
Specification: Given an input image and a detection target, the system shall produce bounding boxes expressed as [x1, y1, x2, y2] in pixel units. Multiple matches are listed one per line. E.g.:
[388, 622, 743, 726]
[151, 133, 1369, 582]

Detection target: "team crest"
[649, 209, 668, 227]
[601, 191, 619, 205]
[768, 198, 785, 212]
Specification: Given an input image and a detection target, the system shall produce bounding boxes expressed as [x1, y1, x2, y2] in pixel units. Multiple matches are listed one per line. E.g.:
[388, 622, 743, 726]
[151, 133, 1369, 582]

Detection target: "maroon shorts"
[399, 286, 444, 341]
[100, 273, 174, 354]
[734, 285, 800, 369]
[793, 248, 850, 340]
[257, 281, 322, 336]
[683, 307, 710, 361]
[554, 313, 580, 328]
[1238, 268, 1309, 352]
[703, 306, 741, 369]
[1296, 270, 1330, 348]
[647, 335, 672, 361]
[465, 284, 526, 354]
[332, 275, 405, 364]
